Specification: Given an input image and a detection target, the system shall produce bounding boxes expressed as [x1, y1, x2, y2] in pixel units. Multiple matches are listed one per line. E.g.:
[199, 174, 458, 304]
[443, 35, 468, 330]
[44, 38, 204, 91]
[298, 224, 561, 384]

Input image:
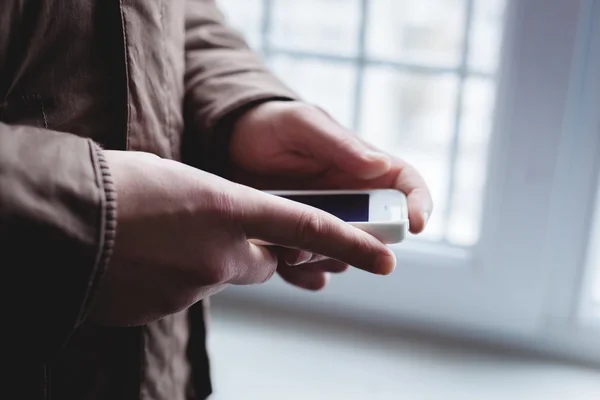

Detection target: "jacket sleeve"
[183, 0, 299, 173]
[0, 123, 116, 360]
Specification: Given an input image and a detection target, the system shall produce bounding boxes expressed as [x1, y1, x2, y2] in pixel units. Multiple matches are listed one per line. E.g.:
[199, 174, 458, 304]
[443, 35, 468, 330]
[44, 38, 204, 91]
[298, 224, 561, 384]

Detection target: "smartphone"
[266, 189, 409, 244]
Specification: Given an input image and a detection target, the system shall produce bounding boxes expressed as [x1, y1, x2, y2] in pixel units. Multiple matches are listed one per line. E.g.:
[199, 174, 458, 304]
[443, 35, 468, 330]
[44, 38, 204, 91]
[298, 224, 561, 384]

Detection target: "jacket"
[0, 1, 295, 398]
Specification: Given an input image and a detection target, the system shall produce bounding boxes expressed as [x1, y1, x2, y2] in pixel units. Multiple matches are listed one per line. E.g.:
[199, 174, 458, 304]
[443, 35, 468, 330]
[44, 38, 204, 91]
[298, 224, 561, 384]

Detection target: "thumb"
[332, 136, 391, 180]
[304, 106, 391, 180]
[228, 242, 279, 285]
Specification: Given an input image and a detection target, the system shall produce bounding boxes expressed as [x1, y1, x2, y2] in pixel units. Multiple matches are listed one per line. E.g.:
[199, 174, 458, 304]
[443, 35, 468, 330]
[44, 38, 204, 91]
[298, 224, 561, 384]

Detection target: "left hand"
[229, 101, 433, 290]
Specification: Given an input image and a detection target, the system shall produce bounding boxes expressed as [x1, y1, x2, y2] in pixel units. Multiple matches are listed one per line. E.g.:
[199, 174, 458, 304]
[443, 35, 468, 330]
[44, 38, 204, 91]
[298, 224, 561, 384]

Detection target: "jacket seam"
[39, 96, 49, 129]
[119, 0, 132, 150]
[74, 142, 117, 325]
[159, 0, 174, 158]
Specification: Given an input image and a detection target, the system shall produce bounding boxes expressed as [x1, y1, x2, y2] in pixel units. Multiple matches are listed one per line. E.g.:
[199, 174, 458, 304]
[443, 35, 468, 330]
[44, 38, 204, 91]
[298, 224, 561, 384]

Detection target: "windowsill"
[209, 299, 600, 400]
[390, 237, 472, 265]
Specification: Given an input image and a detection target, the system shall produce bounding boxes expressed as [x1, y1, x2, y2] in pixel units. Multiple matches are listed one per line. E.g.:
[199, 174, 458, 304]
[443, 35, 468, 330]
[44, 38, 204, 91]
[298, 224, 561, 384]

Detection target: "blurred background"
[210, 0, 600, 398]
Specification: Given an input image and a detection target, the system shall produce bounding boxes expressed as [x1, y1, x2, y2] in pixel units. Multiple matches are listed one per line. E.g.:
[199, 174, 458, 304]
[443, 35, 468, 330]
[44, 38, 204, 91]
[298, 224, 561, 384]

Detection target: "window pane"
[367, 0, 465, 67]
[447, 78, 496, 245]
[270, 0, 360, 56]
[359, 68, 459, 240]
[468, 0, 507, 74]
[216, 0, 264, 49]
[268, 55, 356, 128]
[218, 0, 508, 246]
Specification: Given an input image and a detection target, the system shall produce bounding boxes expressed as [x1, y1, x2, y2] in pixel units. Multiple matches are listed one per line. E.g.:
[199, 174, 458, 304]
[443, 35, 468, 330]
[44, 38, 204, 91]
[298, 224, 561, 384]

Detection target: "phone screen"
[280, 194, 369, 222]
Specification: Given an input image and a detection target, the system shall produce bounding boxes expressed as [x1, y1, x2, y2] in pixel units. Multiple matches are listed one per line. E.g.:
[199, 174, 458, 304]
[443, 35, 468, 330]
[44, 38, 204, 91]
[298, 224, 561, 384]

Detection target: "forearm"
[183, 0, 298, 174]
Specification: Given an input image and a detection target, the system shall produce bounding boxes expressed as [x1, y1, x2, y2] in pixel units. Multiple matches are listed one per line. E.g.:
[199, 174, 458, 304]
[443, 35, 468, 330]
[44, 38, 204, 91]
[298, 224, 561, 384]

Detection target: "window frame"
[218, 0, 600, 363]
[543, 0, 600, 339]
[258, 0, 497, 241]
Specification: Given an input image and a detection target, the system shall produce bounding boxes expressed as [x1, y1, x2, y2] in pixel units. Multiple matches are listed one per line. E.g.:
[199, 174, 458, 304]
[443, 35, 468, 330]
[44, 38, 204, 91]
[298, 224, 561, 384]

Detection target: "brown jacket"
[0, 1, 295, 399]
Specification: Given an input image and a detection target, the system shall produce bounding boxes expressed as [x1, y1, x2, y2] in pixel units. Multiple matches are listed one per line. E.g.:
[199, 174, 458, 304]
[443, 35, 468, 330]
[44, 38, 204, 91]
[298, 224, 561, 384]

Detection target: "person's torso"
[0, 0, 185, 157]
[0, 1, 210, 399]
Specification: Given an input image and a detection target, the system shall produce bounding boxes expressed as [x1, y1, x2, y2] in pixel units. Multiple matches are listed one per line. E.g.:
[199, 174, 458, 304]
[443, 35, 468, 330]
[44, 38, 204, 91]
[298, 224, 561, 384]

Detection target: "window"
[218, 0, 506, 246]
[216, 0, 600, 363]
[590, 182, 600, 305]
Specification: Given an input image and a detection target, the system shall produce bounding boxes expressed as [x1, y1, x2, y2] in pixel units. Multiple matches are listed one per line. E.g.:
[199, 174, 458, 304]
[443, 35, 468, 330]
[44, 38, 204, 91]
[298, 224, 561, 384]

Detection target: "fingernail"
[358, 151, 391, 179]
[286, 258, 303, 266]
[422, 212, 430, 226]
[363, 150, 389, 163]
[286, 252, 312, 266]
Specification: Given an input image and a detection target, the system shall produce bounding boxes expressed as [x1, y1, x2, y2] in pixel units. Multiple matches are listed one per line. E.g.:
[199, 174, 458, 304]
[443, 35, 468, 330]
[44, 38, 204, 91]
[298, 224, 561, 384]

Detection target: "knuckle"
[341, 231, 373, 263]
[284, 102, 315, 123]
[295, 211, 328, 249]
[207, 267, 229, 286]
[200, 259, 234, 286]
[207, 190, 239, 223]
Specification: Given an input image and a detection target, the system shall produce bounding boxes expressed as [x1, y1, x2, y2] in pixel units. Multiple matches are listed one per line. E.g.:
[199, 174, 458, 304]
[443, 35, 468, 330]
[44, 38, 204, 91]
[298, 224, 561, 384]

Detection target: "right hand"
[90, 150, 396, 326]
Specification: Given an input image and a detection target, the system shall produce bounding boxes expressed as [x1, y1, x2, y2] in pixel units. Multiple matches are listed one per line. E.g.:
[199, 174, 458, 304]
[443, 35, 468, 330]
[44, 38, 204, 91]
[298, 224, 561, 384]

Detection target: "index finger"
[239, 189, 396, 275]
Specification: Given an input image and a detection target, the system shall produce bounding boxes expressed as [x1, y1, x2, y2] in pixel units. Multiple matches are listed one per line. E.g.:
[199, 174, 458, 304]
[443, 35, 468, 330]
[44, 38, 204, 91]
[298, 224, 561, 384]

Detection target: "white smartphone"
[265, 189, 409, 244]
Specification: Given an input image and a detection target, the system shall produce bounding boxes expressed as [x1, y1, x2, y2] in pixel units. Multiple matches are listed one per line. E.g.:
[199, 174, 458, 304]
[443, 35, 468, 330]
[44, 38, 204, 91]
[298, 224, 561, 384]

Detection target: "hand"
[90, 150, 396, 326]
[229, 101, 433, 290]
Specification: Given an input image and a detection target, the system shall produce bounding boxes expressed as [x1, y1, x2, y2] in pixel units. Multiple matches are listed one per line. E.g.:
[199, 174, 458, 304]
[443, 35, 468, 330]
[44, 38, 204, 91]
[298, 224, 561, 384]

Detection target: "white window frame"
[220, 0, 600, 363]
[580, 175, 600, 325]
